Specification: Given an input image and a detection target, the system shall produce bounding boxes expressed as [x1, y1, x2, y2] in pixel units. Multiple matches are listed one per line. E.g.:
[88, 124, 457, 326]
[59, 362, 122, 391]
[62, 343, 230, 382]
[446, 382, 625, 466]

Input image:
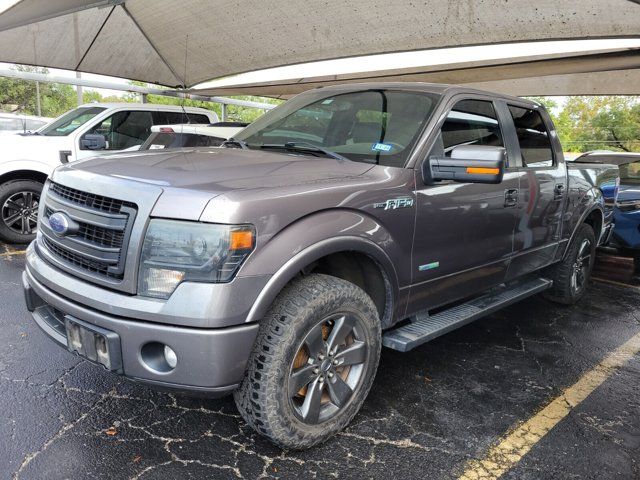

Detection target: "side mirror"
[80, 133, 107, 150]
[423, 145, 506, 185]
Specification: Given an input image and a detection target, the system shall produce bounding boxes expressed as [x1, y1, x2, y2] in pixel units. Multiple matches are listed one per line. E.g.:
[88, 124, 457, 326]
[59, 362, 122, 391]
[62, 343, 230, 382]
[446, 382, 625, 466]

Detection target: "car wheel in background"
[0, 180, 43, 244]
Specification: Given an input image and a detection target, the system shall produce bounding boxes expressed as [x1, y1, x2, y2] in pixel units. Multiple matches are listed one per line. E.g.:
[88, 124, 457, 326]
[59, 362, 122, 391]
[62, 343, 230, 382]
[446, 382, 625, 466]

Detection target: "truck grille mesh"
[49, 182, 135, 214]
[40, 183, 137, 284]
[42, 237, 121, 279]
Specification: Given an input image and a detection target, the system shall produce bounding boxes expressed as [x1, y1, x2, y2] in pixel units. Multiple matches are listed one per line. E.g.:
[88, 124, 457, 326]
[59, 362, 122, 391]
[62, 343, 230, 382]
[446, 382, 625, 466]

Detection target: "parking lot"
[1, 243, 638, 479]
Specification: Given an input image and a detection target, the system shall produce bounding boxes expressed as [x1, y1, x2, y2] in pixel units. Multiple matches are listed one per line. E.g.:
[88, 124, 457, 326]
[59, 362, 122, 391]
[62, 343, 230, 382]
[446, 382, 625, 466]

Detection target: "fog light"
[164, 345, 178, 369]
[141, 267, 185, 298]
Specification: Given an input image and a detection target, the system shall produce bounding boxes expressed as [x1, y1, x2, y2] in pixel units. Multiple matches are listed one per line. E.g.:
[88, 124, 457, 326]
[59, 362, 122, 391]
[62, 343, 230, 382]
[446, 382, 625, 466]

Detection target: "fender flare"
[244, 235, 400, 325]
[0, 160, 52, 184]
[562, 204, 604, 260]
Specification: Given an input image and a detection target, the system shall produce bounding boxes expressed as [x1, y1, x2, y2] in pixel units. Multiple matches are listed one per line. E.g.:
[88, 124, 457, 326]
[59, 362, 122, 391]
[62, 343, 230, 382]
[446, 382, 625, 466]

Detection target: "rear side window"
[508, 106, 554, 168]
[187, 113, 210, 124]
[440, 99, 504, 155]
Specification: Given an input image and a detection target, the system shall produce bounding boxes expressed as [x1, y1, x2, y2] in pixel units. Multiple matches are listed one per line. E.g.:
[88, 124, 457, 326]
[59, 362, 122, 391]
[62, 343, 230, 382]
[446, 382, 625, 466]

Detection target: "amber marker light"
[230, 229, 255, 250]
[466, 167, 500, 175]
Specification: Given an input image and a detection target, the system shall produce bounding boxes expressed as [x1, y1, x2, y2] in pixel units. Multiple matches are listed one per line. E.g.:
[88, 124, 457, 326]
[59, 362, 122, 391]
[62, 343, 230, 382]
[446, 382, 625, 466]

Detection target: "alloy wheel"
[570, 238, 592, 294]
[1, 191, 40, 236]
[288, 313, 368, 424]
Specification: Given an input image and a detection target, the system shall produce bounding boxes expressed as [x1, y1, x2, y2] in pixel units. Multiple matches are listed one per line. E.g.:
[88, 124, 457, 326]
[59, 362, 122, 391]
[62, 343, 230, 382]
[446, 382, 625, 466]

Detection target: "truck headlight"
[138, 219, 255, 299]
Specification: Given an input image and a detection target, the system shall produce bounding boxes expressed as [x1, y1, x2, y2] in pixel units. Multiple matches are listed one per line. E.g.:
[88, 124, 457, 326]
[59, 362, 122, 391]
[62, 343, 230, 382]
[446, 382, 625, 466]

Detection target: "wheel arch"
[0, 168, 49, 186]
[242, 211, 399, 327]
[563, 205, 604, 260]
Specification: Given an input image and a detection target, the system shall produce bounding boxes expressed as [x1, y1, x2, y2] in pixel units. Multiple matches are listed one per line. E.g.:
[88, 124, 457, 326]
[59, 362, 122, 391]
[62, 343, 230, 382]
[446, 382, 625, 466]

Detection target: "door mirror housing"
[80, 133, 107, 150]
[424, 145, 506, 185]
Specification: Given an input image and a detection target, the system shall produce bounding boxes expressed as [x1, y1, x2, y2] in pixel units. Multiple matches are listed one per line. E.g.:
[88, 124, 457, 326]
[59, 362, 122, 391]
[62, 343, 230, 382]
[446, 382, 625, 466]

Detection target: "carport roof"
[0, 0, 639, 89]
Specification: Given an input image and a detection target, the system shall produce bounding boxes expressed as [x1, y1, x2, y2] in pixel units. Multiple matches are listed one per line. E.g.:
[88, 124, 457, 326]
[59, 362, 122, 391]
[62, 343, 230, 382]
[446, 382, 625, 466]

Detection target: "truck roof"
[313, 82, 539, 107]
[76, 102, 214, 113]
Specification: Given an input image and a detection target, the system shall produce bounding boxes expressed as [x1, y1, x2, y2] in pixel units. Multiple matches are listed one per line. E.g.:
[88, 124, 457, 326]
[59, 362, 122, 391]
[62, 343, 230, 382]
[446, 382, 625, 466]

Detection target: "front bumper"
[23, 246, 261, 395]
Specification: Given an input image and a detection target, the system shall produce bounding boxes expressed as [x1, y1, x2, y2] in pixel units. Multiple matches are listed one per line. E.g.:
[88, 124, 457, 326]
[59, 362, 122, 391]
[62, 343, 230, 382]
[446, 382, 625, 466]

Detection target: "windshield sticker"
[372, 142, 393, 152]
[321, 99, 334, 105]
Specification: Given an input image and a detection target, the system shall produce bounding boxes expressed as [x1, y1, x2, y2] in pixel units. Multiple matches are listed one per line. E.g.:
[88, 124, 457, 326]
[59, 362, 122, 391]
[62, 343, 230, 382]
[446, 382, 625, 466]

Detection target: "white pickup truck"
[0, 103, 217, 243]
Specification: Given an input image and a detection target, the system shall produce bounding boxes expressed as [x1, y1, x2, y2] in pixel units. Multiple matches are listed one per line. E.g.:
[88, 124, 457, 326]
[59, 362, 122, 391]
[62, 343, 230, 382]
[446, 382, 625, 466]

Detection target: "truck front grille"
[39, 182, 137, 284]
[49, 182, 135, 214]
[42, 237, 122, 279]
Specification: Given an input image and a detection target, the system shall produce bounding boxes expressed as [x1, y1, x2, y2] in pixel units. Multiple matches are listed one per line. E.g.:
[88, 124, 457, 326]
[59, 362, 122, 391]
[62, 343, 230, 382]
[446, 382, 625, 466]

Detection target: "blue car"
[576, 152, 640, 252]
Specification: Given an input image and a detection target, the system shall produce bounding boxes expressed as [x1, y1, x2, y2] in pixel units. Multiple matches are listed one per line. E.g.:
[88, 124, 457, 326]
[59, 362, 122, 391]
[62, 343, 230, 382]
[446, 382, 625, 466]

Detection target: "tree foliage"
[0, 66, 77, 117]
[529, 95, 640, 153]
[1, 68, 280, 123]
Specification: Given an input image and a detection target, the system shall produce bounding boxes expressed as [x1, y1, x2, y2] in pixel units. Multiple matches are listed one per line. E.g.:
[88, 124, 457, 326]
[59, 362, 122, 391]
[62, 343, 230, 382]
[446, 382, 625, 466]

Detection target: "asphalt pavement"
[1, 244, 639, 479]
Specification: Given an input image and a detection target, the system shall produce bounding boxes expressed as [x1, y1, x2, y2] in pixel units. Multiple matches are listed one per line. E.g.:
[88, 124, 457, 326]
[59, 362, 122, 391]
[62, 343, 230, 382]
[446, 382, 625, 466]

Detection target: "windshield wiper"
[222, 138, 249, 149]
[260, 142, 347, 161]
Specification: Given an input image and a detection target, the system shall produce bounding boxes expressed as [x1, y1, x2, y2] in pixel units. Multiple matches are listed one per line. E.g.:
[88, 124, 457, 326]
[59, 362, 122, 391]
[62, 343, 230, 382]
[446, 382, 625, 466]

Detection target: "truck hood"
[0, 133, 70, 159]
[66, 147, 374, 192]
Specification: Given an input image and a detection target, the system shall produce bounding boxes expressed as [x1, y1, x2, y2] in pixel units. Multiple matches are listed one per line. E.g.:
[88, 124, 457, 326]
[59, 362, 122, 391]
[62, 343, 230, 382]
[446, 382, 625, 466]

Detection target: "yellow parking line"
[592, 277, 640, 292]
[0, 249, 26, 257]
[458, 331, 640, 480]
[0, 250, 26, 257]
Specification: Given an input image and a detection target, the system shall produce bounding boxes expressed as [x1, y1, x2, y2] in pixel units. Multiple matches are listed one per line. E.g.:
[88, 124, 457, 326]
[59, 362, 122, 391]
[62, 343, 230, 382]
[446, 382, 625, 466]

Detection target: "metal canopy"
[0, 0, 639, 90]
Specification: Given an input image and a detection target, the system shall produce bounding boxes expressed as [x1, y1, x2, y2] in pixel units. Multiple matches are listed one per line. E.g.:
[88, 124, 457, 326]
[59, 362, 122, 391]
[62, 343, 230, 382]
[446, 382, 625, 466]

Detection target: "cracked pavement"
[1, 248, 639, 479]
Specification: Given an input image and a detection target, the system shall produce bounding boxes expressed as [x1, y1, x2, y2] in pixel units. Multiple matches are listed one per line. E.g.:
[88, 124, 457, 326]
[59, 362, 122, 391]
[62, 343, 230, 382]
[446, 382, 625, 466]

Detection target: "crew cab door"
[408, 97, 520, 314]
[500, 102, 568, 279]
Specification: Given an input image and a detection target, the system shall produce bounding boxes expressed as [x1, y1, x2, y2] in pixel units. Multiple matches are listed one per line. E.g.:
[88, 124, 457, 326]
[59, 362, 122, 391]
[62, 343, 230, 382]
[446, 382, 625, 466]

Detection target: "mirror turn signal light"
[466, 167, 500, 175]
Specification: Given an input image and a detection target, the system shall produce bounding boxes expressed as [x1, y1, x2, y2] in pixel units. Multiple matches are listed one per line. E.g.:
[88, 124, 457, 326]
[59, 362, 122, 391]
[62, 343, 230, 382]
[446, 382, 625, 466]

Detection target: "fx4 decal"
[373, 197, 415, 210]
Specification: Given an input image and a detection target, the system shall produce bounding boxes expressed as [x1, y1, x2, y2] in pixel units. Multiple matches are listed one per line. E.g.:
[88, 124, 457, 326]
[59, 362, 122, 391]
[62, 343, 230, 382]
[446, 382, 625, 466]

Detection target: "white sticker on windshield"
[372, 143, 392, 152]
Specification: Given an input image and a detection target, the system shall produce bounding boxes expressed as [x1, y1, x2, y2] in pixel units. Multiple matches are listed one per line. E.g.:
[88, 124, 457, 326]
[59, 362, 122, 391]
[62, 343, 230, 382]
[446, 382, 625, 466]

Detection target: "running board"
[382, 276, 553, 352]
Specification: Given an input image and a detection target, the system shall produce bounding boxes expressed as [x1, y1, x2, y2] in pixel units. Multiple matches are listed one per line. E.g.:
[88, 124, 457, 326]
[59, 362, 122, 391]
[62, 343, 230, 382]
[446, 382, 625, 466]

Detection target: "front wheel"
[544, 223, 596, 304]
[234, 274, 381, 449]
[0, 180, 43, 244]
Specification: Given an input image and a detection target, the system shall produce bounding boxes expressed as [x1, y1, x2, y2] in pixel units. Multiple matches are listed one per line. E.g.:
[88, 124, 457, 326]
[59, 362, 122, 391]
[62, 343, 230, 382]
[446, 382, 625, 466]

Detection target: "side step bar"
[382, 276, 553, 352]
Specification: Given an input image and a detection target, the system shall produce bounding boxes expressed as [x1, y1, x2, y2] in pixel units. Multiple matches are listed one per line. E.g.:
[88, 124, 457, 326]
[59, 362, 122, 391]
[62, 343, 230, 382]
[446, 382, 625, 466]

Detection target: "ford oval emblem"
[49, 212, 70, 236]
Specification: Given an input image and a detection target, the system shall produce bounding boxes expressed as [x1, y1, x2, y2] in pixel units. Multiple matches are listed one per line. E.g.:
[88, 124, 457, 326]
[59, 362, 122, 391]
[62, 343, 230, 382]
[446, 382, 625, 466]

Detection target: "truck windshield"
[39, 106, 106, 137]
[235, 89, 441, 167]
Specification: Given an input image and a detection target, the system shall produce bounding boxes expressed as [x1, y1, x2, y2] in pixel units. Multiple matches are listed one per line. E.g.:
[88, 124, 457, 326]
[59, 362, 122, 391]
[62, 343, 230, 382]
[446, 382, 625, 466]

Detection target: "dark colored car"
[23, 83, 618, 448]
[574, 152, 639, 252]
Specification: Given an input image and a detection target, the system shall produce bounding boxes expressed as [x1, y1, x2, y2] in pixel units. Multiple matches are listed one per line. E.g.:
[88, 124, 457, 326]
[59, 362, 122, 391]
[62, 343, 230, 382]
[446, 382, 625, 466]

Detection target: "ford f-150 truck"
[0, 103, 217, 244]
[23, 83, 618, 449]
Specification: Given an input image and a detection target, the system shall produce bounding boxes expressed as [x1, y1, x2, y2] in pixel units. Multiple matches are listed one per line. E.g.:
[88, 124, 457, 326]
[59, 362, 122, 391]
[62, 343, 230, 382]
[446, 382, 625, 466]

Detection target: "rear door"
[409, 96, 520, 313]
[500, 102, 568, 279]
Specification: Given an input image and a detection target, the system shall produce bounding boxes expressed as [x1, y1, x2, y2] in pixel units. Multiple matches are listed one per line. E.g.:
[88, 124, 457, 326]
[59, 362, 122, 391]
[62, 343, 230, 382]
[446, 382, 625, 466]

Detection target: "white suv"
[0, 103, 217, 243]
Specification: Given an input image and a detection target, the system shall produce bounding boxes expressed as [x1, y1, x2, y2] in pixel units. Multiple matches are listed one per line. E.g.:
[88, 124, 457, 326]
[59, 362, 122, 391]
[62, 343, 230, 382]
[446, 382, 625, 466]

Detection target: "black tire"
[0, 180, 43, 244]
[544, 223, 596, 305]
[234, 273, 381, 449]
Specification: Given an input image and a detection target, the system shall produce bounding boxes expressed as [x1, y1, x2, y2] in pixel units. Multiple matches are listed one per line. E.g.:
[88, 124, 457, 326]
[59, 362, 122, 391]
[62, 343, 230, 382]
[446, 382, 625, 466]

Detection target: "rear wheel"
[234, 274, 381, 449]
[0, 180, 43, 244]
[544, 223, 596, 304]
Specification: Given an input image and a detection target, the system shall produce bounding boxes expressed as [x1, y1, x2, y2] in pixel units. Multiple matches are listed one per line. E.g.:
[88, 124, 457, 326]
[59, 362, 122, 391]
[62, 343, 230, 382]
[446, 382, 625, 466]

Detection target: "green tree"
[0, 66, 77, 117]
[542, 96, 640, 153]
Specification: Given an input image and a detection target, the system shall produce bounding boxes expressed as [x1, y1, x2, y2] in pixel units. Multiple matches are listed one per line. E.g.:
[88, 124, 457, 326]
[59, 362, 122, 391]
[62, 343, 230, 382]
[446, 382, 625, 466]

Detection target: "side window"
[187, 113, 211, 124]
[508, 106, 554, 168]
[87, 111, 153, 150]
[439, 99, 504, 156]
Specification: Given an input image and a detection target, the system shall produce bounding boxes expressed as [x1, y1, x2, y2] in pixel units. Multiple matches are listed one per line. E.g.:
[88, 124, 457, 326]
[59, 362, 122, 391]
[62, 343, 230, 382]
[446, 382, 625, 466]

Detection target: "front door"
[408, 97, 519, 314]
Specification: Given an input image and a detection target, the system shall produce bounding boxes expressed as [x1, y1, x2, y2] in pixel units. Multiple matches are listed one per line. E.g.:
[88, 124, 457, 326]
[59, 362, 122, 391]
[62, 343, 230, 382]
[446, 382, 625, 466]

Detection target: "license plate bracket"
[64, 316, 123, 373]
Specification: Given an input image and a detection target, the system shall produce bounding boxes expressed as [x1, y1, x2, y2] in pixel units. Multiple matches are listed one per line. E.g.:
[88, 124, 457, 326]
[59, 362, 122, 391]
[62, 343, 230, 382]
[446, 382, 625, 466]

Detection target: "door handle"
[554, 184, 565, 199]
[504, 188, 518, 207]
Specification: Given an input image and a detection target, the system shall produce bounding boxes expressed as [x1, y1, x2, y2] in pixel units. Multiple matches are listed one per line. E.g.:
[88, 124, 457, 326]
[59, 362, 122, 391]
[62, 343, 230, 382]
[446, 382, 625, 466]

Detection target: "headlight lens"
[138, 219, 255, 299]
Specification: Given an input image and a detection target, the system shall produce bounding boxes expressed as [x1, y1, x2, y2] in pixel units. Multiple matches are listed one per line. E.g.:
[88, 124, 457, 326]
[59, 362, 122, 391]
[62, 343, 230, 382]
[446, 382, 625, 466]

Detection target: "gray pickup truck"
[23, 83, 618, 449]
